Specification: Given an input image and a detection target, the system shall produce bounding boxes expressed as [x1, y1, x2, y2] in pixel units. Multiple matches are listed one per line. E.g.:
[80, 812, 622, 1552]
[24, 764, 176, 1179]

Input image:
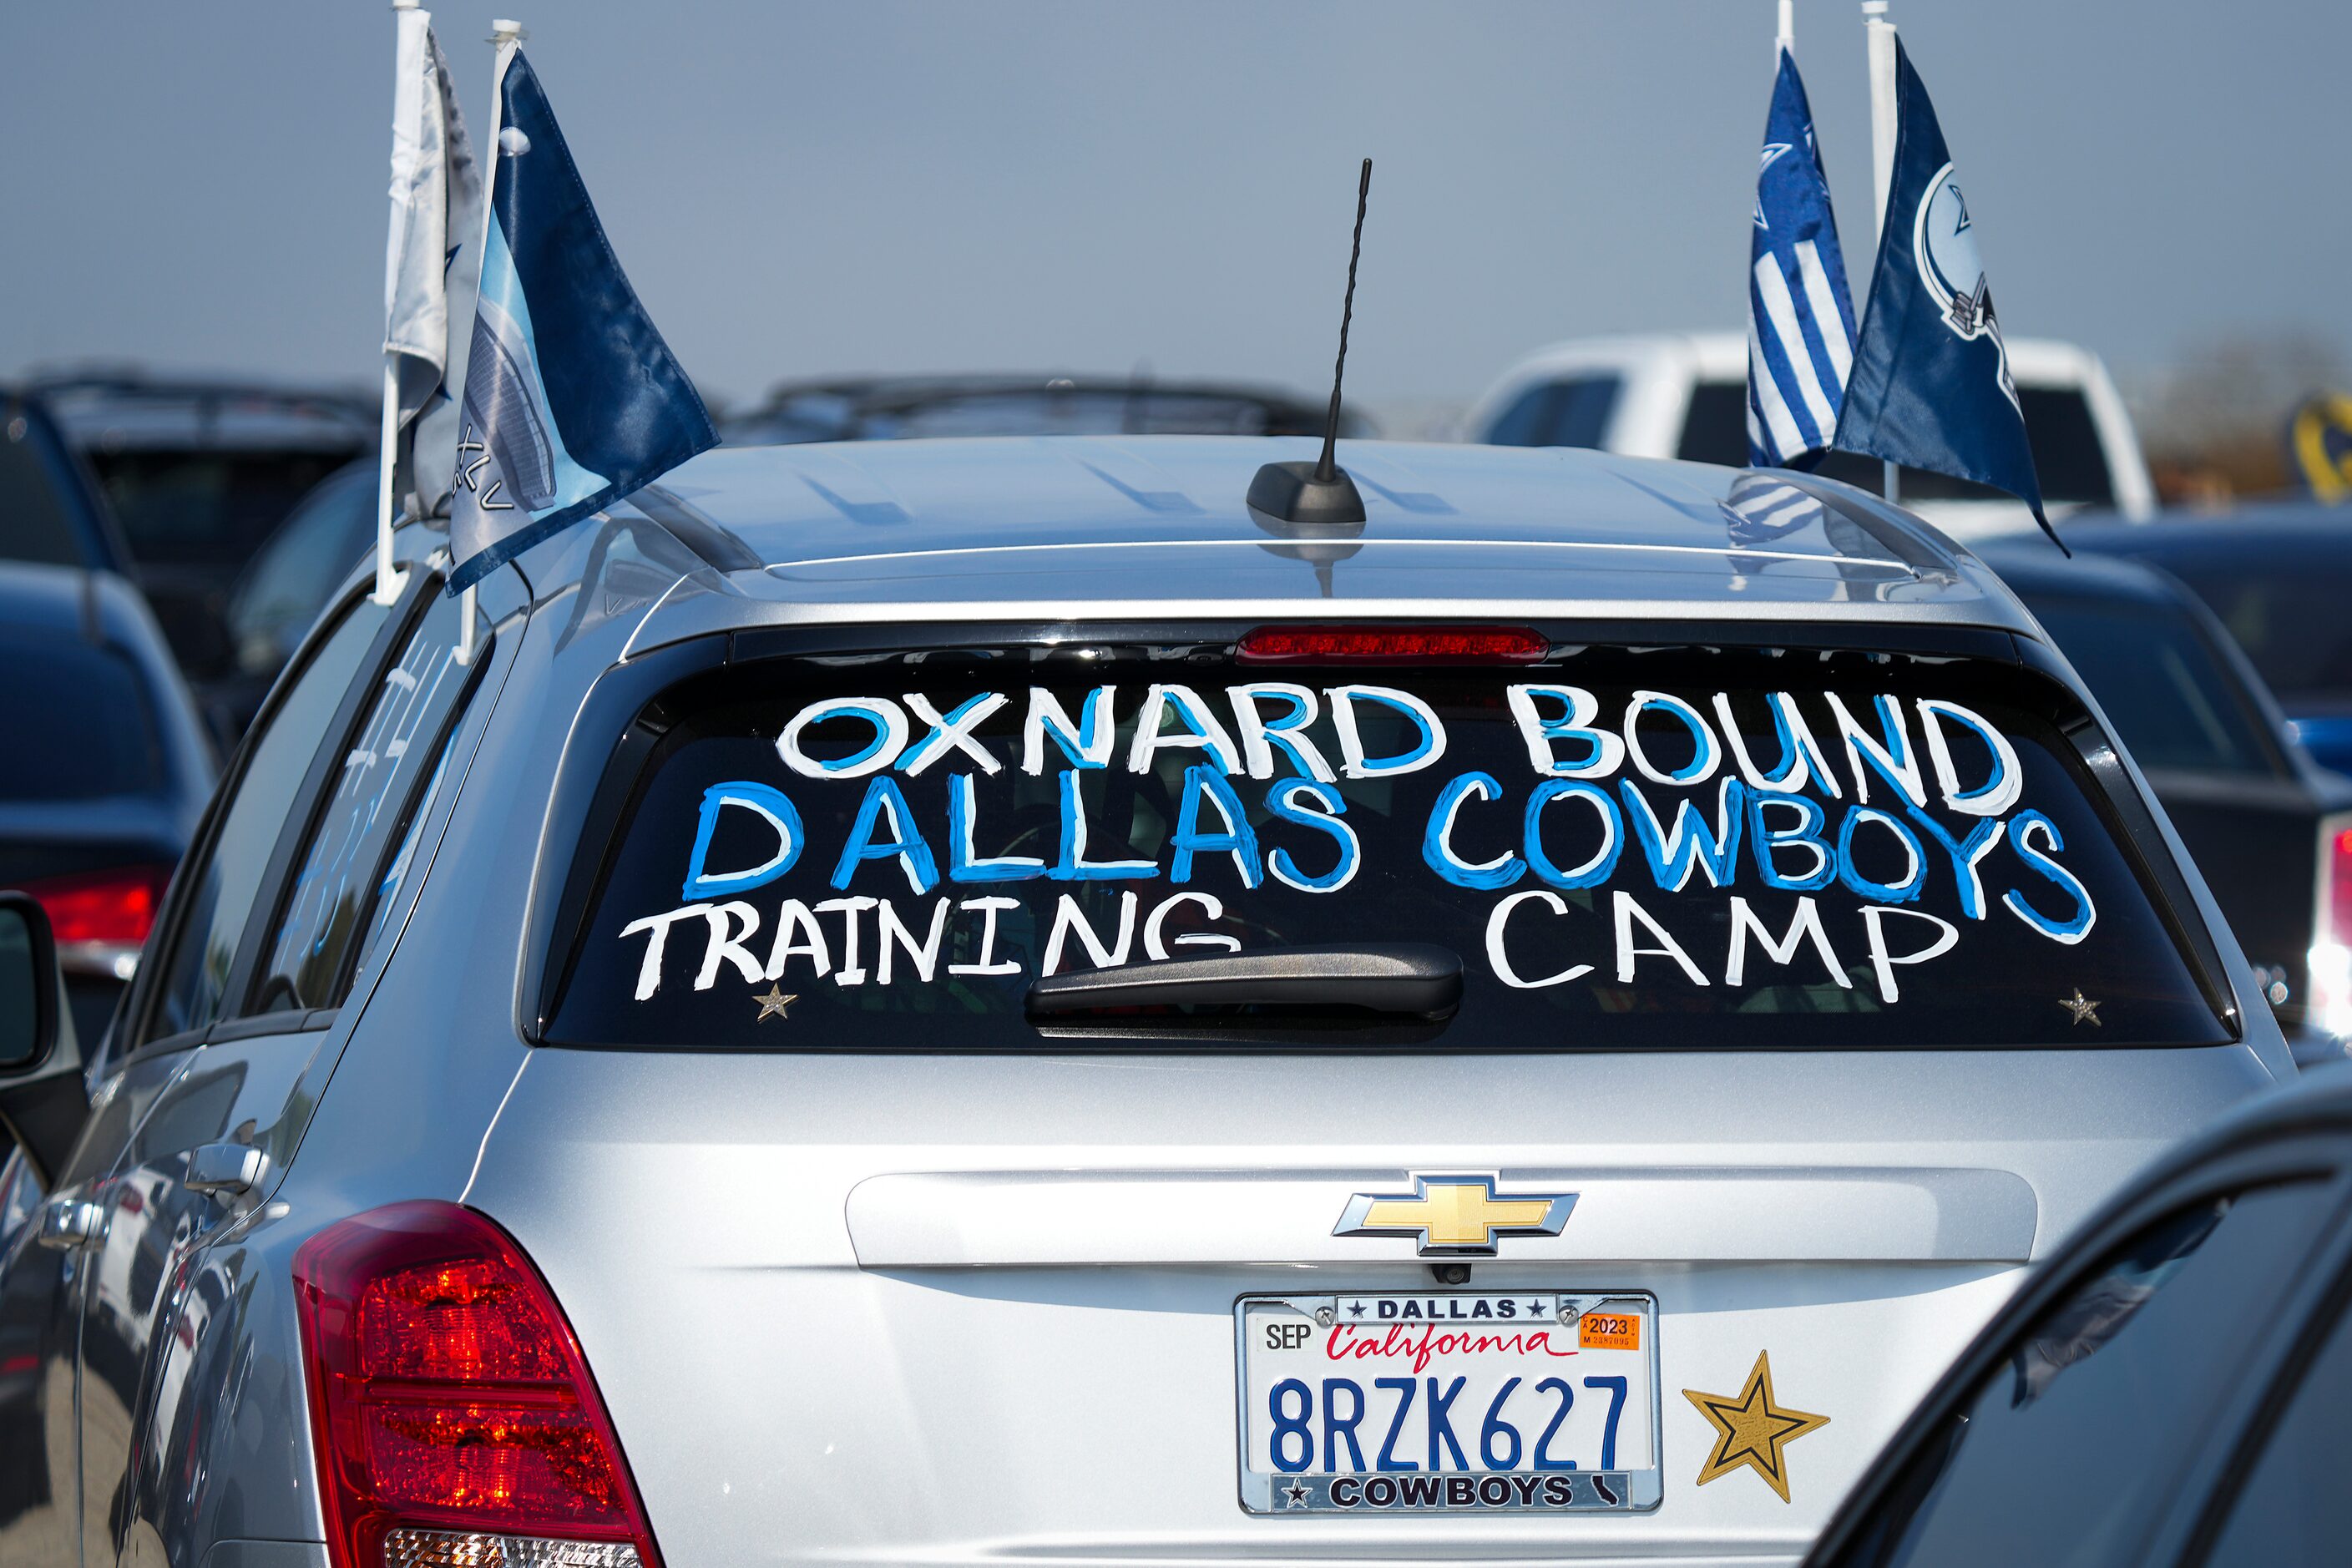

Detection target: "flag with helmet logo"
[1834, 36, 2056, 547]
[447, 43, 716, 594]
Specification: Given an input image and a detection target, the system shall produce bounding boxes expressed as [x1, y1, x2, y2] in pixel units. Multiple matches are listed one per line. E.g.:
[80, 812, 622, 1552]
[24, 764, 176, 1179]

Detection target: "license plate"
[1236, 1292, 1662, 1515]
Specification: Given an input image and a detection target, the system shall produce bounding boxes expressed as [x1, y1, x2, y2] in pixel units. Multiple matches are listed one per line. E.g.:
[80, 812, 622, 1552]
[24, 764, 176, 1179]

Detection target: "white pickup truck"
[1460, 331, 2154, 534]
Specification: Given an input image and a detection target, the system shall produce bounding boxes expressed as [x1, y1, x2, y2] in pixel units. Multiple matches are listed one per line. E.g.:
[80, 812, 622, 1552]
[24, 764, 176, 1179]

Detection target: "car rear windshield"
[0, 638, 164, 800]
[2011, 592, 2279, 776]
[89, 451, 352, 568]
[546, 644, 2228, 1050]
[2140, 552, 2352, 706]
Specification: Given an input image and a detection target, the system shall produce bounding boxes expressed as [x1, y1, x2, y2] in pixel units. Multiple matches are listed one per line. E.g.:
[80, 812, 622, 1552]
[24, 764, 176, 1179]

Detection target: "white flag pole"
[1778, 0, 1793, 48]
[1862, 0, 1899, 504]
[456, 17, 525, 665]
[372, 355, 403, 605]
[373, 0, 424, 606]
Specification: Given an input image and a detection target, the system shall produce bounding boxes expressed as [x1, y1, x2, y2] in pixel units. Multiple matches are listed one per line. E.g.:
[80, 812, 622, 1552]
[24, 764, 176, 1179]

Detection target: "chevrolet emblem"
[1333, 1175, 1576, 1257]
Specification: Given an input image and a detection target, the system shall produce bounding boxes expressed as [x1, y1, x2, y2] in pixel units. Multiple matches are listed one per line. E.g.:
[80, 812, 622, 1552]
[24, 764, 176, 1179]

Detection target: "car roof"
[32, 371, 374, 453]
[524, 436, 2041, 650]
[0, 559, 134, 645]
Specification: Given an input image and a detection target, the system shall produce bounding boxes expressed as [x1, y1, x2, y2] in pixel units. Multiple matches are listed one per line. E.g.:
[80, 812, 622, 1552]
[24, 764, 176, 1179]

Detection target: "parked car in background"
[33, 371, 372, 681]
[0, 389, 134, 576]
[0, 438, 2293, 1568]
[0, 561, 215, 1046]
[210, 458, 377, 741]
[1980, 543, 2352, 1068]
[1462, 333, 2155, 536]
[720, 372, 1373, 444]
[1805, 1063, 2352, 1568]
[2067, 508, 2352, 776]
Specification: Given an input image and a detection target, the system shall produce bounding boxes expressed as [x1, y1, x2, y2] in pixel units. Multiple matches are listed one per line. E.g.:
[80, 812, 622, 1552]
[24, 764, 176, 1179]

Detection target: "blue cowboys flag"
[448, 48, 716, 594]
[1747, 43, 1859, 469]
[1835, 37, 2052, 541]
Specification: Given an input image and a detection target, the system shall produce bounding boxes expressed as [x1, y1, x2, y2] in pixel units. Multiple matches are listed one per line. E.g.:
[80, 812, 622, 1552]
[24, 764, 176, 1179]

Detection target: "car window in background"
[139, 595, 388, 1044]
[2012, 388, 2115, 507]
[0, 409, 88, 569]
[255, 588, 473, 1014]
[552, 651, 2225, 1051]
[2202, 1276, 2352, 1565]
[0, 634, 164, 801]
[1680, 381, 2115, 506]
[1824, 1182, 2329, 1568]
[2014, 594, 2279, 776]
[225, 463, 375, 678]
[1486, 377, 1621, 449]
[92, 451, 348, 570]
[2148, 561, 2352, 704]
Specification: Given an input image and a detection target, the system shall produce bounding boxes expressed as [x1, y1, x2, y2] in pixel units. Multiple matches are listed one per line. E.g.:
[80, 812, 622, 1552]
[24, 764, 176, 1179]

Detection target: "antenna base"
[1247, 459, 1365, 528]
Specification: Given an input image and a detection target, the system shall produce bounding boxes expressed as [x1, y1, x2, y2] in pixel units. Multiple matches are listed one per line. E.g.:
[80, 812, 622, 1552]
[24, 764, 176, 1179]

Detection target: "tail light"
[295, 1201, 663, 1568]
[13, 862, 171, 980]
[2308, 815, 2352, 1037]
[1237, 624, 1548, 665]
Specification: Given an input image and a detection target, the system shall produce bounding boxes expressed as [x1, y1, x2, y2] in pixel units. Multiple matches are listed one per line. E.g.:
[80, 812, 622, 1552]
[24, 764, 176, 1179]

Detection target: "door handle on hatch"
[37, 1197, 104, 1250]
[186, 1141, 267, 1198]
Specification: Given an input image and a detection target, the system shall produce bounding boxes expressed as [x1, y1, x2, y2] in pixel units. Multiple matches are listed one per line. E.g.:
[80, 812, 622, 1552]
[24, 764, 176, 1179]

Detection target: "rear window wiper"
[1025, 943, 1462, 1021]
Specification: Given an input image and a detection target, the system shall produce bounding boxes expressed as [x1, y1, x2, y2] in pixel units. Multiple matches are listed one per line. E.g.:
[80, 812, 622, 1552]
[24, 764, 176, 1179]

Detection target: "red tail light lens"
[2311, 819, 2352, 1035]
[14, 862, 172, 979]
[295, 1201, 662, 1568]
[1237, 624, 1549, 665]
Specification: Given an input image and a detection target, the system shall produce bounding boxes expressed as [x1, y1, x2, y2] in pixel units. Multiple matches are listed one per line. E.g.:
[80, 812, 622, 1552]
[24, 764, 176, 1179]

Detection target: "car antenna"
[1247, 157, 1371, 527]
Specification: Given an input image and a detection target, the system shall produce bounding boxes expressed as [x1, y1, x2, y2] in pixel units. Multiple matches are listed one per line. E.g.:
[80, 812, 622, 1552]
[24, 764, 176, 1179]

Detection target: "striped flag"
[1746, 43, 1859, 469]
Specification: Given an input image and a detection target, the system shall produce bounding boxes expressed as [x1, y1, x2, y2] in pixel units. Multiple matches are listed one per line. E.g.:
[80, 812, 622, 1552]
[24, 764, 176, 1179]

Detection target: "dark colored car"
[2067, 508, 2352, 774]
[1805, 1062, 2352, 1568]
[719, 373, 1374, 445]
[33, 372, 372, 684]
[1982, 543, 2352, 1067]
[210, 458, 377, 741]
[0, 561, 216, 1046]
[0, 390, 134, 576]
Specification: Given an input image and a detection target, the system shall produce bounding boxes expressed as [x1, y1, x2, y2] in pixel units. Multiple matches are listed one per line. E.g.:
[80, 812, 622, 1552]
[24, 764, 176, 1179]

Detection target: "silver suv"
[0, 437, 2293, 1568]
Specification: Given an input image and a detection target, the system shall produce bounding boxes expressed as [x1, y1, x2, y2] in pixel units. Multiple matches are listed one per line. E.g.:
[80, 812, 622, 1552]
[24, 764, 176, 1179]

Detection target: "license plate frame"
[1234, 1290, 1664, 1516]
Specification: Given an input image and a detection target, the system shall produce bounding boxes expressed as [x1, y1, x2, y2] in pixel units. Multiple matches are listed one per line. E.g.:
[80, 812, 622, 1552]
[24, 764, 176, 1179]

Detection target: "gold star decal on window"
[753, 984, 797, 1021]
[1682, 1350, 1829, 1503]
[2059, 989, 2102, 1026]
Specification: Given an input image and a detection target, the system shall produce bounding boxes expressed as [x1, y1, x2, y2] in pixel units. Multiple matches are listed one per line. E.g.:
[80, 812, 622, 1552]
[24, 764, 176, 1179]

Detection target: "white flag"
[384, 8, 482, 520]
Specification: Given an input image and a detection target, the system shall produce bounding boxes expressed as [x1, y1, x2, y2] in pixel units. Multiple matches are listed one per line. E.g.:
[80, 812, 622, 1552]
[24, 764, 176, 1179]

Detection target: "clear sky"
[3, 1, 2343, 418]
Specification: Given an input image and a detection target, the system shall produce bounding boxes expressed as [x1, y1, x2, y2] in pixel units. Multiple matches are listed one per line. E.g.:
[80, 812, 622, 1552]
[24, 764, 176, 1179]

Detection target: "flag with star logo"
[447, 43, 716, 594]
[1746, 41, 1858, 469]
[1834, 36, 2056, 547]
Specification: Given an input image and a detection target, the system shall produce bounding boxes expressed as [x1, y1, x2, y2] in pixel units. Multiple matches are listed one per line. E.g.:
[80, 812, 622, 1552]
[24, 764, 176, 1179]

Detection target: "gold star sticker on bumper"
[753, 984, 797, 1021]
[1682, 1350, 1829, 1503]
[2059, 989, 2102, 1026]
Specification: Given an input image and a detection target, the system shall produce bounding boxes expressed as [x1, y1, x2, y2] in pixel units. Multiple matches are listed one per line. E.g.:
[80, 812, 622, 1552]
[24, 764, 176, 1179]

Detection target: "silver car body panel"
[16, 437, 2294, 1567]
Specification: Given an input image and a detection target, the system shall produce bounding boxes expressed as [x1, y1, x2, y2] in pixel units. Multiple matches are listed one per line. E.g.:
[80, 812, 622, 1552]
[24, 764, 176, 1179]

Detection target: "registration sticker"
[1235, 1292, 1662, 1515]
[1580, 1311, 1641, 1352]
